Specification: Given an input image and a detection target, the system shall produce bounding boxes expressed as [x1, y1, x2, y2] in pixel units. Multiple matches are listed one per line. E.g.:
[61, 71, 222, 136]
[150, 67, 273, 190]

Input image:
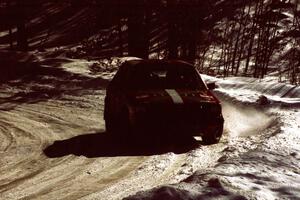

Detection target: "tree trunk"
[16, 0, 28, 51]
[9, 28, 13, 49]
[118, 18, 124, 56]
[17, 20, 28, 51]
[127, 1, 149, 58]
[167, 1, 178, 59]
[245, 0, 260, 75]
[231, 22, 242, 75]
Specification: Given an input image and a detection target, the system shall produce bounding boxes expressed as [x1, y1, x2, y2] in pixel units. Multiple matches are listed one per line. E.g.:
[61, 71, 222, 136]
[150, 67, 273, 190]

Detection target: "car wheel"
[105, 117, 116, 133]
[202, 124, 223, 145]
[119, 107, 132, 135]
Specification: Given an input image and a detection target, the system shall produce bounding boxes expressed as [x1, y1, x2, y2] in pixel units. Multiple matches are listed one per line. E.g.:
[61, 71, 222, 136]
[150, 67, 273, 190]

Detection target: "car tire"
[202, 124, 223, 145]
[118, 107, 134, 138]
[105, 117, 116, 134]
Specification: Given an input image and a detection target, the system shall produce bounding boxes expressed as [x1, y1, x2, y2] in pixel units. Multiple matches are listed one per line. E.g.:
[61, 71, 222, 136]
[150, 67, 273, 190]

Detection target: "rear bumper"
[130, 111, 224, 136]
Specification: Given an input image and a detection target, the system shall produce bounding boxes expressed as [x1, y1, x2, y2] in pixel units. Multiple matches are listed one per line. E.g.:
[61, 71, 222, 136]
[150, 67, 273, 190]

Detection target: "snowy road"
[0, 86, 227, 200]
[0, 58, 299, 200]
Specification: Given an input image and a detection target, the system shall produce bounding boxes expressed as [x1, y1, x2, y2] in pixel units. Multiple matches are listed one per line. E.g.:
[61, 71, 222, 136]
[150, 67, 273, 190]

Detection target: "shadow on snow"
[0, 56, 109, 111]
[44, 131, 200, 158]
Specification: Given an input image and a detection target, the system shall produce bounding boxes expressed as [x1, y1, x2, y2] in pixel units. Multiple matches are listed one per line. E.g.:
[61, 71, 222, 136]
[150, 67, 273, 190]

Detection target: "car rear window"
[127, 63, 206, 90]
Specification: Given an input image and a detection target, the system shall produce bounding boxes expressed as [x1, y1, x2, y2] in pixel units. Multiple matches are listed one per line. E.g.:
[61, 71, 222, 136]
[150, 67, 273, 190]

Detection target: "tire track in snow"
[0, 122, 14, 151]
[0, 92, 150, 200]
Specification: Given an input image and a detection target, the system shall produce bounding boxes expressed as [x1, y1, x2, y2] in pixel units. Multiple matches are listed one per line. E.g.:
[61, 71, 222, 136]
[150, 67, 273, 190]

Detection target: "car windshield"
[127, 63, 206, 90]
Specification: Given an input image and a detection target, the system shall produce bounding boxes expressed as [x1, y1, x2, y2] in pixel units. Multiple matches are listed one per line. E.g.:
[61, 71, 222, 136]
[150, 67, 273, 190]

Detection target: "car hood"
[128, 89, 219, 105]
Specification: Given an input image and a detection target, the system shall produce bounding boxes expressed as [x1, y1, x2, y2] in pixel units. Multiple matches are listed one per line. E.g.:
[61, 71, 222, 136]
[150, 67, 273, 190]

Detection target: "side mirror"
[207, 82, 216, 90]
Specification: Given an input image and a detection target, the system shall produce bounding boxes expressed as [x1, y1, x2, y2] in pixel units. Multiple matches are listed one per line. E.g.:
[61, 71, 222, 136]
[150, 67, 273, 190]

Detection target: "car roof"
[122, 59, 194, 70]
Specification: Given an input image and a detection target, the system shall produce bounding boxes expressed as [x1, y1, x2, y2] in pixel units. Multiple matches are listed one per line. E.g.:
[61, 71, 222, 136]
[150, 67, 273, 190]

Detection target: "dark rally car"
[104, 59, 224, 144]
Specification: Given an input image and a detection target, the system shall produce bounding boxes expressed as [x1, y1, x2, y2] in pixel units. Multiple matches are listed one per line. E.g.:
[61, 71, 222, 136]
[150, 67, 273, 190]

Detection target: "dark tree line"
[0, 0, 42, 50]
[0, 0, 299, 84]
[197, 0, 300, 84]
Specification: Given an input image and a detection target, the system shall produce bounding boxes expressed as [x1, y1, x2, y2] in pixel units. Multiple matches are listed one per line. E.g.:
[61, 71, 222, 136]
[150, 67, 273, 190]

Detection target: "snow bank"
[203, 75, 300, 107]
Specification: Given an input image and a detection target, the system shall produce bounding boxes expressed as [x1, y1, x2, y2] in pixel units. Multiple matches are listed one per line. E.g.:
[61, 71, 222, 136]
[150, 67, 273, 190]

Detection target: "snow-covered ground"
[0, 53, 299, 200]
[126, 75, 300, 200]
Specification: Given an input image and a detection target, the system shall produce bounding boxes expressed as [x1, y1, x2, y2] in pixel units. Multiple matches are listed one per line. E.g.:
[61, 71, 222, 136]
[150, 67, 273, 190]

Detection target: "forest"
[0, 0, 299, 85]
